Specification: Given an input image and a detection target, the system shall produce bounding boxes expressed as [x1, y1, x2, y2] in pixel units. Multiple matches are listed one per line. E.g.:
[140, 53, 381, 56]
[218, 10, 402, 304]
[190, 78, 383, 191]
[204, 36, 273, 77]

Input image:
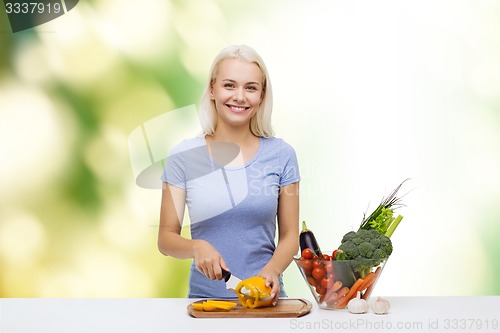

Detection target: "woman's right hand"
[193, 240, 228, 280]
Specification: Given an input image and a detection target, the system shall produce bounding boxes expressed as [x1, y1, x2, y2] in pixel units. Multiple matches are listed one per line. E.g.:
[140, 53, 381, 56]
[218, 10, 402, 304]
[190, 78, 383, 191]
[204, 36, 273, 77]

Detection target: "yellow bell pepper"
[192, 300, 237, 311]
[235, 276, 274, 309]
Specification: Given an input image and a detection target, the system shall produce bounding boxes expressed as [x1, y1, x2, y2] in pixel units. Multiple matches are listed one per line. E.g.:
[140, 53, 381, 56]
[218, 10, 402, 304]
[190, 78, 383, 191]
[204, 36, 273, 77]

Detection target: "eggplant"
[299, 220, 322, 256]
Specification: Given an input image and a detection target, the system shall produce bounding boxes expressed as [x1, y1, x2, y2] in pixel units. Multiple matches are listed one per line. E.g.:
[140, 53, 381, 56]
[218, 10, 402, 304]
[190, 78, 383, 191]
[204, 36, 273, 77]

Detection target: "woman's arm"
[158, 182, 228, 280]
[258, 181, 300, 303]
[158, 182, 190, 258]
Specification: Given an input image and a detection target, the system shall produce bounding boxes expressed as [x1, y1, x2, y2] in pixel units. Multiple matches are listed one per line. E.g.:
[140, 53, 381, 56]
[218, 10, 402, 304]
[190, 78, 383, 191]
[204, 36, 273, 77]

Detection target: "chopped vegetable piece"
[191, 300, 238, 311]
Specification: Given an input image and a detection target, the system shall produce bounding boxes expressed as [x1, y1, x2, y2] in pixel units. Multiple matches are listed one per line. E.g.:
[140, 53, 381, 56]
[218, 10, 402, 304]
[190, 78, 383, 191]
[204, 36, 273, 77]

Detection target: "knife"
[221, 269, 242, 291]
[221, 269, 273, 300]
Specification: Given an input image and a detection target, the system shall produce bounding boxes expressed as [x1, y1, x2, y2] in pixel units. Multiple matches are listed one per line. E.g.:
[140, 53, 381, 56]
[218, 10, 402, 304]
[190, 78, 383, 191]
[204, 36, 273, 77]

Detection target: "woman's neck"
[207, 124, 260, 165]
[209, 124, 258, 146]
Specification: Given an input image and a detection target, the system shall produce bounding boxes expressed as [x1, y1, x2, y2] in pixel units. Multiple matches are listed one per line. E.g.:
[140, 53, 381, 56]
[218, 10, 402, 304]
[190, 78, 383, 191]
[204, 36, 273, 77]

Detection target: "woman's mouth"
[226, 104, 250, 113]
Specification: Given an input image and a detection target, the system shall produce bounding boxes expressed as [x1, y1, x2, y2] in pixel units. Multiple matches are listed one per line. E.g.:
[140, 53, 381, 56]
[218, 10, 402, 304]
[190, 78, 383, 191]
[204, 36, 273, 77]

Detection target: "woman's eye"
[246, 86, 257, 91]
[224, 83, 235, 88]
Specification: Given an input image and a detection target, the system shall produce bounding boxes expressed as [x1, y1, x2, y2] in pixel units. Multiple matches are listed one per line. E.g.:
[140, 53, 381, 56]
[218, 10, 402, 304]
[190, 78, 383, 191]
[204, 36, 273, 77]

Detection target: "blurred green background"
[1, 0, 500, 298]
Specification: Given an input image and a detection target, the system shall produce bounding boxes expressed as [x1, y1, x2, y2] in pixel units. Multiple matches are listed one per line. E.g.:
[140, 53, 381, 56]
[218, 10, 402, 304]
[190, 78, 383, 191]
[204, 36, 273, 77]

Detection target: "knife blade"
[220, 270, 273, 301]
[221, 269, 242, 291]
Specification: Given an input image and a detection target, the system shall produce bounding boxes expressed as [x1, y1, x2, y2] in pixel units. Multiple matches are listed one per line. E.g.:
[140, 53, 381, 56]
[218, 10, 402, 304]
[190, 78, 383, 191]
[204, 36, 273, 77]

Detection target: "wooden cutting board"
[187, 298, 312, 318]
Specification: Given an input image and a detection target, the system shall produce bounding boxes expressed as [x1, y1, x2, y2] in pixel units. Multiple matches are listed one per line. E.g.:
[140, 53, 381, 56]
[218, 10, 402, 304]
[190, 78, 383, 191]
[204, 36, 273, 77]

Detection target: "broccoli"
[352, 256, 373, 277]
[356, 229, 372, 240]
[378, 236, 393, 256]
[341, 231, 357, 243]
[335, 229, 392, 278]
[338, 241, 359, 259]
[352, 237, 364, 246]
[358, 242, 376, 258]
[372, 248, 386, 261]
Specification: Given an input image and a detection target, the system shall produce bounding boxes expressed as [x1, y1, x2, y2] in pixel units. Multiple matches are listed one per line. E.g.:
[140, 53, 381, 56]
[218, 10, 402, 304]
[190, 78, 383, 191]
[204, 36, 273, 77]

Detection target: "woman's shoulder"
[168, 135, 205, 155]
[261, 136, 295, 151]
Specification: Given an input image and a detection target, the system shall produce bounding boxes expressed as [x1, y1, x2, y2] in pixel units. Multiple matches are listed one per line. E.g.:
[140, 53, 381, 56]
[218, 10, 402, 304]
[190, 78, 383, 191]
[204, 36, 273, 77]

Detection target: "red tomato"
[321, 254, 331, 261]
[321, 276, 334, 289]
[312, 260, 323, 269]
[298, 259, 313, 273]
[323, 261, 334, 276]
[312, 267, 325, 281]
[301, 248, 313, 260]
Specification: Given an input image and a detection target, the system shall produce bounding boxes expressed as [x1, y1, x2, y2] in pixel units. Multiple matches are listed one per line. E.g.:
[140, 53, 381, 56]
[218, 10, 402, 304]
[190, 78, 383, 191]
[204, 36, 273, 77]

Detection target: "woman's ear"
[210, 81, 215, 100]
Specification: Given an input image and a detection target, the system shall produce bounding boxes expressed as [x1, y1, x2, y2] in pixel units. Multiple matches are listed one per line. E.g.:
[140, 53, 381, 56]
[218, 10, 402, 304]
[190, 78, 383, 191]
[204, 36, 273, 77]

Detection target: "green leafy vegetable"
[359, 179, 409, 238]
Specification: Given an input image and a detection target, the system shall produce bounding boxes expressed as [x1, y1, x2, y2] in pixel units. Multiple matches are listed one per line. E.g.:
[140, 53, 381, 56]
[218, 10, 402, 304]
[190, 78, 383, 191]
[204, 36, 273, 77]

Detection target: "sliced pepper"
[191, 300, 237, 311]
[235, 276, 274, 309]
[204, 300, 237, 310]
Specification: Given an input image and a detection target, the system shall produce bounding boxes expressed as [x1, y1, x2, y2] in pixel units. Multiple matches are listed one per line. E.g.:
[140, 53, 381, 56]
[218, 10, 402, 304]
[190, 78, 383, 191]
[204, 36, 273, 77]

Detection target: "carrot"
[325, 286, 349, 305]
[362, 267, 382, 300]
[334, 278, 365, 309]
[361, 285, 374, 300]
[321, 292, 334, 304]
[331, 280, 343, 292]
[357, 272, 376, 293]
[321, 281, 343, 303]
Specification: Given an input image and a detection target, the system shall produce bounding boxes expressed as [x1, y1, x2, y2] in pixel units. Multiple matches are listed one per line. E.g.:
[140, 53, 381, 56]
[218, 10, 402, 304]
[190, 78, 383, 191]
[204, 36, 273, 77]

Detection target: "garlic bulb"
[347, 292, 368, 314]
[371, 297, 390, 314]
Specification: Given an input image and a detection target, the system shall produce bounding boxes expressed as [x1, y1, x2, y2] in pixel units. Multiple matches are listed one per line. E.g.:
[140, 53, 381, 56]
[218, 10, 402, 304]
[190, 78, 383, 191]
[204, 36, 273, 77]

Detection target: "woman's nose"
[233, 89, 245, 102]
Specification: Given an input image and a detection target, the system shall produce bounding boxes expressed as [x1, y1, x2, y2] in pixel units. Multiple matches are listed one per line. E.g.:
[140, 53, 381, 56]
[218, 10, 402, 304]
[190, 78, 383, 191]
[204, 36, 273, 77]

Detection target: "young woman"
[158, 45, 300, 304]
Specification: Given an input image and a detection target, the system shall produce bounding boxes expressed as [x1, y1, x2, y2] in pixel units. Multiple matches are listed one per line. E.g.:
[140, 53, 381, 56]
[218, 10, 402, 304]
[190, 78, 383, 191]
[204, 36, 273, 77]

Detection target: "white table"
[1, 297, 499, 333]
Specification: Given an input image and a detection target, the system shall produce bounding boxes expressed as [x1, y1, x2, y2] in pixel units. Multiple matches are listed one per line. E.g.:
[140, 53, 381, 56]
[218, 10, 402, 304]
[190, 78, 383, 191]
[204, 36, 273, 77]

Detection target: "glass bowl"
[294, 255, 388, 310]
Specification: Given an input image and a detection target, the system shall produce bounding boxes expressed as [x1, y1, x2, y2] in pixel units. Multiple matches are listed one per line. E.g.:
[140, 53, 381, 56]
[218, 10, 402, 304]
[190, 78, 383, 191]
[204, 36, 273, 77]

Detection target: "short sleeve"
[160, 137, 213, 189]
[279, 140, 301, 186]
[160, 140, 188, 189]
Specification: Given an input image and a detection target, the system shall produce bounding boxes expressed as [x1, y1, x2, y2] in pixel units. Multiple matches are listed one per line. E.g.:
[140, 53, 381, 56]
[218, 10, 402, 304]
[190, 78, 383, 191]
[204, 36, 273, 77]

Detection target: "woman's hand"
[258, 267, 280, 306]
[193, 240, 228, 281]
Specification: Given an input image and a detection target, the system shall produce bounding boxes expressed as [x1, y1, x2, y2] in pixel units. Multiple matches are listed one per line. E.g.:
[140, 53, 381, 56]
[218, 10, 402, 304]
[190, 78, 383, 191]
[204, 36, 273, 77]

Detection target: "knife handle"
[221, 268, 231, 282]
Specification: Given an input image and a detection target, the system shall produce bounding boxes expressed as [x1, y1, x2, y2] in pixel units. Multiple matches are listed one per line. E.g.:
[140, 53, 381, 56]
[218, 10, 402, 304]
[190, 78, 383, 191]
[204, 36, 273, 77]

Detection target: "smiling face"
[210, 58, 264, 131]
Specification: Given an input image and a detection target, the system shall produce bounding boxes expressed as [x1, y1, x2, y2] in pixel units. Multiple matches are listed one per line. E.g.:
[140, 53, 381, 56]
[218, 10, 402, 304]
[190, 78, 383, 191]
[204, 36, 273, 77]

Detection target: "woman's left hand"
[257, 268, 280, 306]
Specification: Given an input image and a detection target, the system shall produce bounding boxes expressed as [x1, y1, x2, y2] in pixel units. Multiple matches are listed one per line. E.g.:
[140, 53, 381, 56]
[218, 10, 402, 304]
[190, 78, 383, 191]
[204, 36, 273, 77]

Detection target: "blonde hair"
[199, 45, 274, 137]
